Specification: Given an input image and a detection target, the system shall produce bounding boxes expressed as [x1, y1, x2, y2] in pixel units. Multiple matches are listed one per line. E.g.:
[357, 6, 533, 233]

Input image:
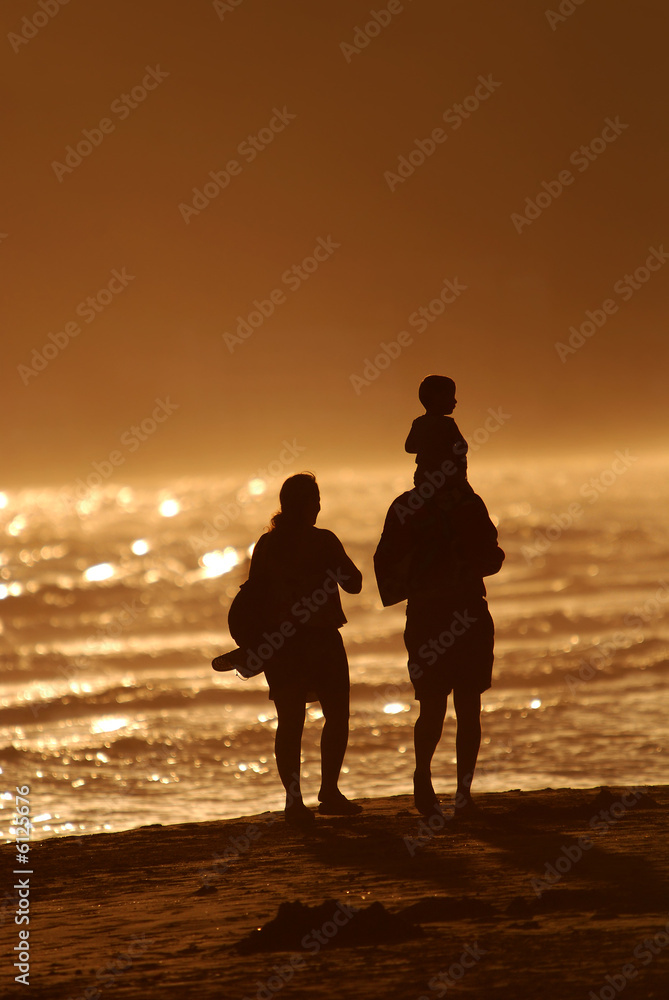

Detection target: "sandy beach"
[3, 1, 668, 998]
[3, 785, 668, 1000]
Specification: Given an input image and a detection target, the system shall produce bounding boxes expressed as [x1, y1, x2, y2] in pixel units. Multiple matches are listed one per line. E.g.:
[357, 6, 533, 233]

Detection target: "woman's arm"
[339, 552, 363, 594]
[324, 531, 362, 594]
[247, 533, 268, 580]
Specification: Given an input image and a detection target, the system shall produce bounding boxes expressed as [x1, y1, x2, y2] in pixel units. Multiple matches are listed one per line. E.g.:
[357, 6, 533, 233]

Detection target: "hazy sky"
[3, 0, 668, 485]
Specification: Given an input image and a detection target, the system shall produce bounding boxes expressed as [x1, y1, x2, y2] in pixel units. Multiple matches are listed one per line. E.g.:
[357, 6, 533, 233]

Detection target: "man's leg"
[453, 688, 482, 804]
[413, 692, 449, 812]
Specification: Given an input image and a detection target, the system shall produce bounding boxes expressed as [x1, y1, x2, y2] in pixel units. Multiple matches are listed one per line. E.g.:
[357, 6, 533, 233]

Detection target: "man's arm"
[455, 496, 505, 577]
[373, 496, 413, 606]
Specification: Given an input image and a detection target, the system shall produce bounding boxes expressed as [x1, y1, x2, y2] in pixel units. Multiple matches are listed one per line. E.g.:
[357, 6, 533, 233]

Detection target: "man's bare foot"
[453, 794, 479, 818]
[413, 772, 442, 817]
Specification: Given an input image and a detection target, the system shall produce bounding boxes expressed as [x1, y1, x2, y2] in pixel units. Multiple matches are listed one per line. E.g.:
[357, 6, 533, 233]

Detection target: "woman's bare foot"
[284, 801, 315, 826]
[317, 790, 363, 815]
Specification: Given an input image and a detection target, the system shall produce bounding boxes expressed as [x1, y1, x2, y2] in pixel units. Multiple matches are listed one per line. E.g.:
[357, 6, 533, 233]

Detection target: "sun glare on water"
[83, 563, 115, 582]
[159, 499, 180, 517]
[91, 717, 129, 734]
[199, 548, 239, 577]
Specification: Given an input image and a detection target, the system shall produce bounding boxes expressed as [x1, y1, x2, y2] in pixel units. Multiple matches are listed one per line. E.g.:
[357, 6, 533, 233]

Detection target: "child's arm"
[405, 418, 421, 454]
[450, 419, 468, 465]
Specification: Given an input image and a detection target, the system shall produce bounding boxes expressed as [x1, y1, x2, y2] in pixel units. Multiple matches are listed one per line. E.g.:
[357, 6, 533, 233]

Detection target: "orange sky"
[2, 0, 668, 485]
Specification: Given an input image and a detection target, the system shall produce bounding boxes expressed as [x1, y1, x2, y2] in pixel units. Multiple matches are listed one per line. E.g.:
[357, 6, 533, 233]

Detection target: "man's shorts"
[404, 594, 494, 700]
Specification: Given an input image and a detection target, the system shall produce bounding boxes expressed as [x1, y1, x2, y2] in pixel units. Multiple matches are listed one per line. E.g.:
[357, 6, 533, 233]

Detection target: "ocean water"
[1, 453, 667, 841]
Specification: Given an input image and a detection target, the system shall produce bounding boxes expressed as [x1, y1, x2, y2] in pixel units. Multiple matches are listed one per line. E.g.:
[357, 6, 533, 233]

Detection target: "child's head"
[418, 375, 456, 414]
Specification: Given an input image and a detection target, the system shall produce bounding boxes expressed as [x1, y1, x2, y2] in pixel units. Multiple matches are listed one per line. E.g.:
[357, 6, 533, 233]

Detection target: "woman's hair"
[270, 472, 319, 530]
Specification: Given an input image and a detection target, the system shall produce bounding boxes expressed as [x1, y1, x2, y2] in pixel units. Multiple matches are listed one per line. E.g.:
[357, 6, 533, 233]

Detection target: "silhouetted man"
[374, 481, 504, 816]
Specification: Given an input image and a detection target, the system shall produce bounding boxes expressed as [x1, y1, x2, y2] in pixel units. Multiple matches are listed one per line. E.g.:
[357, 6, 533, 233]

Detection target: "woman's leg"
[452, 688, 482, 802]
[317, 685, 350, 801]
[273, 693, 306, 807]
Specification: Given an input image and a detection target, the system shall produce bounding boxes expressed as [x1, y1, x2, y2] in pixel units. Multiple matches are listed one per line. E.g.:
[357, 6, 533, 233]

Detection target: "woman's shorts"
[263, 626, 350, 703]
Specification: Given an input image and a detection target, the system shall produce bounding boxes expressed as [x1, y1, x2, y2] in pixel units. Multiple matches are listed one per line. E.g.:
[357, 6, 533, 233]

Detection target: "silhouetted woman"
[248, 473, 362, 824]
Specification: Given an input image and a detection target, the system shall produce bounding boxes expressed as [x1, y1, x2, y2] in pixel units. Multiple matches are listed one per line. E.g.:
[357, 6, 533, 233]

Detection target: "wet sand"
[3, 786, 668, 999]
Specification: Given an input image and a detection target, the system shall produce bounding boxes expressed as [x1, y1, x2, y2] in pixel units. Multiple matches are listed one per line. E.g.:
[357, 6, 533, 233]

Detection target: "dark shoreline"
[2, 785, 668, 1000]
